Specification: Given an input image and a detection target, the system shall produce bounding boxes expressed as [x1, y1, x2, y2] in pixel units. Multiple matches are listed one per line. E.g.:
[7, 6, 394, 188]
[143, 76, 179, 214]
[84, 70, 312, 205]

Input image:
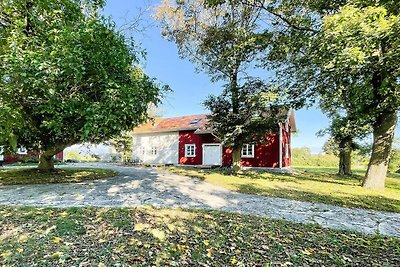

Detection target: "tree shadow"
[176, 166, 364, 186]
[238, 183, 400, 213]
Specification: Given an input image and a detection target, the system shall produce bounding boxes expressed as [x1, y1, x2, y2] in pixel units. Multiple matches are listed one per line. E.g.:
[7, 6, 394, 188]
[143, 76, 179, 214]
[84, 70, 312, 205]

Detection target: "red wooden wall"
[3, 151, 64, 163]
[178, 131, 218, 165]
[178, 128, 289, 168]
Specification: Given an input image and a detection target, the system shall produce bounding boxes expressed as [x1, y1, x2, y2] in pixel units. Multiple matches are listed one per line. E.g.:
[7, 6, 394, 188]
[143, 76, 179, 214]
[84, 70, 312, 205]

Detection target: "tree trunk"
[338, 137, 352, 176]
[38, 153, 55, 170]
[37, 145, 66, 170]
[363, 110, 397, 189]
[231, 145, 242, 174]
[230, 69, 239, 114]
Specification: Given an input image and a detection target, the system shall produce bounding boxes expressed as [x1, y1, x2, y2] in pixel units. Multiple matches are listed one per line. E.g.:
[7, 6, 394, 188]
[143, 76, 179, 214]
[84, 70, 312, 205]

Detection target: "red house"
[0, 148, 63, 164]
[132, 110, 296, 170]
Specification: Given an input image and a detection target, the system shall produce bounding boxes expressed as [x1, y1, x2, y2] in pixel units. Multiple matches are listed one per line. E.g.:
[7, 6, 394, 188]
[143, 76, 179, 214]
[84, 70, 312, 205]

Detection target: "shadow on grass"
[195, 168, 364, 187]
[0, 168, 118, 185]
[1, 206, 399, 266]
[238, 183, 400, 213]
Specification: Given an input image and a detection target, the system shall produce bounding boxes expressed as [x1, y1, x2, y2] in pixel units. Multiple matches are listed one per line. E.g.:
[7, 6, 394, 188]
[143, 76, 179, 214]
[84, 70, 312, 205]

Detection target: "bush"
[389, 149, 400, 173]
[21, 156, 39, 164]
[65, 150, 98, 162]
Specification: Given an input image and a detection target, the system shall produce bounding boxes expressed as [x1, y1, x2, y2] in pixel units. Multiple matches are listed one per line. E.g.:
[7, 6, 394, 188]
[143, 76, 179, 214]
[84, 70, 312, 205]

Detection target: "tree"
[225, 0, 400, 188]
[204, 80, 285, 172]
[318, 4, 399, 188]
[0, 0, 165, 170]
[155, 0, 280, 172]
[108, 132, 133, 164]
[320, 117, 364, 176]
[318, 83, 371, 176]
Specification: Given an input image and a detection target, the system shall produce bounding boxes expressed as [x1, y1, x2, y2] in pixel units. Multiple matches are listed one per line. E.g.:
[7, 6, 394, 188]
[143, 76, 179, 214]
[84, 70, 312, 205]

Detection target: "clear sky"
[101, 0, 339, 153]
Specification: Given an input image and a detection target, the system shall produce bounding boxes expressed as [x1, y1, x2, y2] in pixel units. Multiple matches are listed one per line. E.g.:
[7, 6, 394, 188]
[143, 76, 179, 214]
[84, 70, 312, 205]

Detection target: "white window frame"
[285, 144, 290, 159]
[17, 147, 27, 155]
[241, 144, 255, 158]
[151, 146, 157, 155]
[185, 144, 196, 157]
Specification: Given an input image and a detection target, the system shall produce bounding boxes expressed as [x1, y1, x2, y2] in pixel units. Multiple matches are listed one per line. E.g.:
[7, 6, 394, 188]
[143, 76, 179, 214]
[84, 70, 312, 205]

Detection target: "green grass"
[3, 162, 66, 167]
[0, 206, 398, 266]
[0, 168, 118, 185]
[163, 166, 400, 213]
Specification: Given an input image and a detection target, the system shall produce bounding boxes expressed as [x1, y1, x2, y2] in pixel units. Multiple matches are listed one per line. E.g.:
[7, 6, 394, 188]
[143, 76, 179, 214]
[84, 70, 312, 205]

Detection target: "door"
[202, 144, 222, 166]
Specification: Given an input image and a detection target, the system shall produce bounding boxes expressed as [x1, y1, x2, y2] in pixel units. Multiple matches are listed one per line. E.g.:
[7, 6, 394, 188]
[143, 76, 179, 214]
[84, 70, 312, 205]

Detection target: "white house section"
[132, 131, 179, 164]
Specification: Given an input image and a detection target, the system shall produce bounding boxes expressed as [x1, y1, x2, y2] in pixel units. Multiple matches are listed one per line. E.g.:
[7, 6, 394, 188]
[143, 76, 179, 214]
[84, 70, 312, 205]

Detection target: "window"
[185, 144, 196, 157]
[140, 147, 145, 155]
[151, 146, 157, 155]
[189, 119, 202, 124]
[17, 147, 27, 155]
[242, 144, 255, 158]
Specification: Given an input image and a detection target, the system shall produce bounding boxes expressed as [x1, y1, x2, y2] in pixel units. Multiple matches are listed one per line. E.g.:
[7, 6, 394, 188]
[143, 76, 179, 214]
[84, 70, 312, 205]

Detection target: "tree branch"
[244, 0, 318, 33]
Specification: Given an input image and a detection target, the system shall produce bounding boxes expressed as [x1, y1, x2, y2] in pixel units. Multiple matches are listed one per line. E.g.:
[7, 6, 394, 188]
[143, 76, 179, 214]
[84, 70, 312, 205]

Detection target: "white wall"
[132, 132, 179, 164]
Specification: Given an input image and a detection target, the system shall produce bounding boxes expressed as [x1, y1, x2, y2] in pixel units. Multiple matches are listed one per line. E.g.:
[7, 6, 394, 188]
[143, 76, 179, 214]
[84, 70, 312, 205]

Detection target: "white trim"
[241, 144, 255, 158]
[279, 123, 283, 169]
[202, 143, 222, 166]
[285, 143, 289, 159]
[184, 144, 196, 157]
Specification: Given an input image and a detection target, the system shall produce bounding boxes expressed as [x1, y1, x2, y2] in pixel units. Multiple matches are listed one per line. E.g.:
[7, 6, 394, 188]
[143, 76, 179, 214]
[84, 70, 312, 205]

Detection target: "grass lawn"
[0, 206, 398, 266]
[163, 166, 400, 213]
[0, 168, 118, 185]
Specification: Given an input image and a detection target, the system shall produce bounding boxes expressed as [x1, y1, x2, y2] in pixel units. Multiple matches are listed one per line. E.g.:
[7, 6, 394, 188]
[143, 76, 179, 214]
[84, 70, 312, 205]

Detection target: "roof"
[133, 114, 209, 134]
[133, 110, 297, 134]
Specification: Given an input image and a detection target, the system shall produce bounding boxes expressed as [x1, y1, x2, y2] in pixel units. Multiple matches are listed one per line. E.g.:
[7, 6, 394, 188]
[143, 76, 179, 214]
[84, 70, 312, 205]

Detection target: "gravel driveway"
[0, 163, 399, 237]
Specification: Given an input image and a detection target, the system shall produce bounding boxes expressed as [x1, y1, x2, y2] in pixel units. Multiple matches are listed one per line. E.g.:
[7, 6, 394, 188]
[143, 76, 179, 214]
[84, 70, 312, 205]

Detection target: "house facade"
[132, 111, 296, 169]
[0, 147, 64, 164]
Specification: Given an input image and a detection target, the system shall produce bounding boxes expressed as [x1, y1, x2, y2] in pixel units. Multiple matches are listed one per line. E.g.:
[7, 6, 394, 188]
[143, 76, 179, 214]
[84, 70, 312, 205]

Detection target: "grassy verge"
[2, 162, 66, 167]
[163, 166, 400, 213]
[0, 168, 118, 185]
[0, 206, 398, 266]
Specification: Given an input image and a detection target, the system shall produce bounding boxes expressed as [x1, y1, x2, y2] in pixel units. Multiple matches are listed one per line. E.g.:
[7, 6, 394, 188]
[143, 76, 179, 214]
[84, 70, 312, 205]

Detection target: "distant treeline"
[292, 147, 400, 173]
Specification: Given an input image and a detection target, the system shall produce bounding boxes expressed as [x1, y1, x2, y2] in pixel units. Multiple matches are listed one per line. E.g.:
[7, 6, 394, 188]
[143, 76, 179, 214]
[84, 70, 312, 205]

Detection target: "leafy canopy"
[0, 0, 165, 154]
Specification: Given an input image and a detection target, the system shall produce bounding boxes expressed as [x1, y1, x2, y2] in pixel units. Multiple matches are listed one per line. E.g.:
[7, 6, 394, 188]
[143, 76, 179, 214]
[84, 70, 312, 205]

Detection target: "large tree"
[155, 0, 280, 172]
[318, 81, 371, 176]
[216, 0, 399, 188]
[316, 4, 399, 188]
[0, 0, 165, 169]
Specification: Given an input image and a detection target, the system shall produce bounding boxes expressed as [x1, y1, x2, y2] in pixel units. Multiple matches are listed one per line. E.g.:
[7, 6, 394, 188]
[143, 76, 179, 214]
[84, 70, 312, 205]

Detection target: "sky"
[101, 0, 333, 153]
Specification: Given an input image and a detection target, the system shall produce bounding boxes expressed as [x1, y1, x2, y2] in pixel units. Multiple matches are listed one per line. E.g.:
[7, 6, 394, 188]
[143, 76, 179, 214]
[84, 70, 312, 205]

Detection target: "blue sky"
[102, 0, 334, 152]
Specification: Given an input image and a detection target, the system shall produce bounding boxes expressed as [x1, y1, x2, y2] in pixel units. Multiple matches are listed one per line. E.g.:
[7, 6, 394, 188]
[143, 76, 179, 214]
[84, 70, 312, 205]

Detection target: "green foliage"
[0, 206, 399, 265]
[64, 150, 98, 162]
[108, 132, 133, 164]
[0, 0, 165, 160]
[204, 81, 285, 147]
[389, 149, 400, 173]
